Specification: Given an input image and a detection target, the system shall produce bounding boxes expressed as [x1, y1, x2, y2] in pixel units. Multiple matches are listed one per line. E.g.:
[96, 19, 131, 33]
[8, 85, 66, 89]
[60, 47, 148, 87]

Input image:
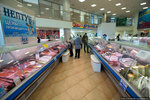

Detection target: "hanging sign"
[72, 22, 98, 30]
[0, 4, 36, 37]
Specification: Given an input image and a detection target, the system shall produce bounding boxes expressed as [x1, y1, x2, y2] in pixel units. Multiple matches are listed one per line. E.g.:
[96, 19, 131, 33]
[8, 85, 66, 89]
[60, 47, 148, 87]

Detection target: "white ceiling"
[45, 0, 150, 17]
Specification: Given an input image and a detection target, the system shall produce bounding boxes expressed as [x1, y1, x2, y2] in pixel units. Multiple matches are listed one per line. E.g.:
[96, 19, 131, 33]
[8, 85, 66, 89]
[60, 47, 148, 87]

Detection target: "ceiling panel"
[45, 0, 150, 17]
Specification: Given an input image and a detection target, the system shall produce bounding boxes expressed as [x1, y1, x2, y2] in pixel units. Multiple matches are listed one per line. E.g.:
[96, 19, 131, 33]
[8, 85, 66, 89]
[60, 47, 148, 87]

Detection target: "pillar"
[103, 13, 107, 23]
[63, 0, 71, 41]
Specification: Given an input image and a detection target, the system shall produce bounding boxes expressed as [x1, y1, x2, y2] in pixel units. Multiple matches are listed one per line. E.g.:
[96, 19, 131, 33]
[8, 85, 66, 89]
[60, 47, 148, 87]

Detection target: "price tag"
[35, 53, 40, 59]
[119, 79, 127, 92]
[54, 57, 57, 61]
[0, 85, 6, 98]
[43, 44, 48, 48]
[136, 50, 150, 60]
[13, 77, 21, 86]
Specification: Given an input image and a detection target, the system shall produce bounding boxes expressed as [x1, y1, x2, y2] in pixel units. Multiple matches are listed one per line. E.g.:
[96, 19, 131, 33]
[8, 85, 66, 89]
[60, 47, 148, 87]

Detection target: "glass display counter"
[88, 38, 150, 99]
[0, 40, 67, 99]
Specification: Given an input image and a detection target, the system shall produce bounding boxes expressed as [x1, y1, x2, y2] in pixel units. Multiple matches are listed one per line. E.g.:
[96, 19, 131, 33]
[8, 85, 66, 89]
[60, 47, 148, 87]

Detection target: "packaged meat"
[120, 58, 137, 67]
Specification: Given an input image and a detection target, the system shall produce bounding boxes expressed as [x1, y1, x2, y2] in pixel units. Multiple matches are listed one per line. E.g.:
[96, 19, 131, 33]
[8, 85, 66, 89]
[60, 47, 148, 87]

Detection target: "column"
[63, 0, 71, 41]
[103, 13, 107, 23]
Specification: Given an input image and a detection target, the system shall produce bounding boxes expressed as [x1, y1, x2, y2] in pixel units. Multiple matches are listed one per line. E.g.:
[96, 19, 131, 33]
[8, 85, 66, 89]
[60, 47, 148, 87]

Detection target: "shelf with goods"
[88, 39, 150, 99]
[0, 40, 67, 100]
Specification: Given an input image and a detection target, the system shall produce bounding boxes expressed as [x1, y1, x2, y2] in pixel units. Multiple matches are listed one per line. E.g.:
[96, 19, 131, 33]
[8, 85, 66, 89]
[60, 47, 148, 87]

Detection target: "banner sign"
[72, 22, 98, 30]
[37, 30, 60, 39]
[138, 8, 150, 29]
[0, 4, 36, 37]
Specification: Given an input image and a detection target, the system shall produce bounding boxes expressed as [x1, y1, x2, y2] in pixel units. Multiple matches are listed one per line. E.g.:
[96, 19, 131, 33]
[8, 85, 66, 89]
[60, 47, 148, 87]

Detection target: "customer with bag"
[74, 34, 81, 59]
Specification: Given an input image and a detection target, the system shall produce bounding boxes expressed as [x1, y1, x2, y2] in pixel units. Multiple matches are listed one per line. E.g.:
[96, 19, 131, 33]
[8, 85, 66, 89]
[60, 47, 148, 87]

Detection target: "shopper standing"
[83, 33, 89, 53]
[80, 35, 82, 49]
[116, 34, 120, 41]
[68, 40, 74, 57]
[37, 36, 41, 43]
[74, 34, 81, 59]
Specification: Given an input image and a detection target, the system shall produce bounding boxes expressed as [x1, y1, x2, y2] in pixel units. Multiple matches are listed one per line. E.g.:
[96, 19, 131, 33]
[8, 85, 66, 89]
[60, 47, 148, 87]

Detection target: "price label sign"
[35, 53, 40, 59]
[0, 85, 6, 98]
[136, 50, 149, 60]
[43, 44, 48, 48]
[13, 77, 21, 86]
[54, 57, 57, 61]
[119, 79, 127, 92]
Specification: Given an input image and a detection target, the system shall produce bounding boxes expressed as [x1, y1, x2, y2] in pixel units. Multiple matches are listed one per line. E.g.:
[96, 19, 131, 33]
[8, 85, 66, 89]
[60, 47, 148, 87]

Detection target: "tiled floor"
[29, 49, 121, 100]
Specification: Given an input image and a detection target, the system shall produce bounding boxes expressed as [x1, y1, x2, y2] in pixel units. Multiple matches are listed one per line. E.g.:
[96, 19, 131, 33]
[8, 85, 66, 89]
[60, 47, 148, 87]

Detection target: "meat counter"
[0, 40, 67, 100]
[88, 39, 150, 99]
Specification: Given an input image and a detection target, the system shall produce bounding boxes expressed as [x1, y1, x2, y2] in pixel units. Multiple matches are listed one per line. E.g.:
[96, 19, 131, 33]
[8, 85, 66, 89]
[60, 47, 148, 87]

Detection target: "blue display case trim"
[88, 45, 139, 98]
[6, 49, 67, 100]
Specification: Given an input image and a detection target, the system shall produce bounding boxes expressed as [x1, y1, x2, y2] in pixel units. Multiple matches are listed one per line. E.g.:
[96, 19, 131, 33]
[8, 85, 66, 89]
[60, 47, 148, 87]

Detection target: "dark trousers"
[69, 49, 73, 57]
[84, 43, 89, 53]
[75, 49, 80, 58]
[81, 43, 82, 49]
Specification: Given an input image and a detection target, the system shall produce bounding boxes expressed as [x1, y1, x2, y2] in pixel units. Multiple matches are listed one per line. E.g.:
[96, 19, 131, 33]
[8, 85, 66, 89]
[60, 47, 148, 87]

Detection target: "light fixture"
[107, 11, 111, 13]
[27, 4, 32, 7]
[121, 7, 126, 10]
[112, 13, 116, 15]
[140, 2, 146, 5]
[100, 8, 105, 11]
[7, 60, 14, 64]
[41, 12, 44, 14]
[45, 8, 49, 10]
[143, 7, 148, 9]
[79, 0, 85, 2]
[108, 0, 111, 1]
[0, 60, 4, 63]
[91, 4, 96, 7]
[25, 52, 30, 55]
[126, 10, 130, 13]
[17, 5, 23, 7]
[116, 3, 121, 6]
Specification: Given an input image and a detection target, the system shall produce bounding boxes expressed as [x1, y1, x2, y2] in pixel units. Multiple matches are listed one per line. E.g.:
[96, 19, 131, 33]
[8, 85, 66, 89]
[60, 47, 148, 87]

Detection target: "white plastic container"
[91, 55, 101, 72]
[62, 51, 70, 62]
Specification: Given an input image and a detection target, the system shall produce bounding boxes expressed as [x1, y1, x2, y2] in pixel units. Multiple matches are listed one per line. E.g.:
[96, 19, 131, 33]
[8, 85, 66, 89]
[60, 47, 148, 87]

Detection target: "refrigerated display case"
[88, 38, 150, 99]
[0, 40, 67, 100]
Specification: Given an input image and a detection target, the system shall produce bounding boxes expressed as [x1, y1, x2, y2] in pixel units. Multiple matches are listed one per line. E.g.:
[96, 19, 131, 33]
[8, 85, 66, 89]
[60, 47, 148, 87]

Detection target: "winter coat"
[74, 36, 81, 49]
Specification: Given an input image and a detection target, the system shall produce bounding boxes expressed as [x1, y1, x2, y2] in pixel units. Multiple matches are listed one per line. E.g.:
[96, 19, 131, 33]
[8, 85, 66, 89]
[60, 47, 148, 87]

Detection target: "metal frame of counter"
[2, 48, 67, 100]
[88, 44, 142, 99]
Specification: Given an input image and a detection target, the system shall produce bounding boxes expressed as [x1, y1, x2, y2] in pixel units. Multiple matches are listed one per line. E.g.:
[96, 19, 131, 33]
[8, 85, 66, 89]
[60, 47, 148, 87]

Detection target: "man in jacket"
[74, 34, 81, 59]
[83, 33, 89, 53]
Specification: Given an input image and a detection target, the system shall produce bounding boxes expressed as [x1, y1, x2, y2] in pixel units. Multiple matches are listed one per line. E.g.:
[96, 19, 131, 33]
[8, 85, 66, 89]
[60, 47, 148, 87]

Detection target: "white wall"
[36, 17, 72, 28]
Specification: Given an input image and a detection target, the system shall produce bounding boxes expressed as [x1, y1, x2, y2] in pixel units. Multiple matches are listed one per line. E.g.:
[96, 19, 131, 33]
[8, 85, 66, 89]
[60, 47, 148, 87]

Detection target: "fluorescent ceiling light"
[91, 4, 96, 7]
[25, 52, 30, 55]
[116, 3, 121, 6]
[140, 2, 146, 5]
[17, 5, 23, 7]
[107, 11, 111, 13]
[112, 13, 116, 15]
[7, 60, 14, 64]
[79, 0, 85, 2]
[108, 0, 111, 1]
[100, 8, 105, 11]
[143, 7, 148, 9]
[126, 10, 130, 13]
[0, 60, 4, 62]
[27, 4, 32, 7]
[121, 7, 126, 10]
[45, 8, 49, 10]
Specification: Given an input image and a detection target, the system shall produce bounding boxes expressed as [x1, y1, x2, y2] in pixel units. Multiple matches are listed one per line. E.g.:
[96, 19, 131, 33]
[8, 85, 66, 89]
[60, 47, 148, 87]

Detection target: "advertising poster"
[138, 8, 150, 29]
[0, 4, 36, 37]
[72, 22, 98, 30]
[37, 30, 60, 39]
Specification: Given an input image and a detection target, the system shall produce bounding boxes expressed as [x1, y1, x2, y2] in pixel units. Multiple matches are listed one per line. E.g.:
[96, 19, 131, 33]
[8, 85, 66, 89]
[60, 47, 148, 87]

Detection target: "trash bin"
[62, 51, 70, 62]
[91, 55, 101, 72]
